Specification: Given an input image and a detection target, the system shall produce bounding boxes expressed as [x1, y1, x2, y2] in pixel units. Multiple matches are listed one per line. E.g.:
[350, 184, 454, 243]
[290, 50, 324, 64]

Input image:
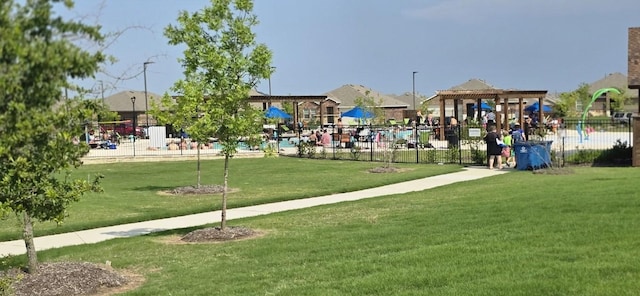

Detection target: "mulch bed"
[166, 184, 225, 195]
[5, 262, 127, 296]
[181, 226, 256, 243]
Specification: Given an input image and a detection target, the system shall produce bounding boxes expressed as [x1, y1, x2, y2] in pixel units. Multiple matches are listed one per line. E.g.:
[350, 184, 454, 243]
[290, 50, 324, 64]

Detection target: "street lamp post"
[143, 61, 154, 128]
[131, 96, 136, 156]
[99, 80, 104, 105]
[268, 66, 276, 96]
[412, 71, 418, 110]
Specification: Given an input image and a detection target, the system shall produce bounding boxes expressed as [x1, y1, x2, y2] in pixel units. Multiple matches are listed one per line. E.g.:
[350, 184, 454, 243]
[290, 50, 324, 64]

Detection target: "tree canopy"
[163, 0, 272, 228]
[0, 0, 105, 273]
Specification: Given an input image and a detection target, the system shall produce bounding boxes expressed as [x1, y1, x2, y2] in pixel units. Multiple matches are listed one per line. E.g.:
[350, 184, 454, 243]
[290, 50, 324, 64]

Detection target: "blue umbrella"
[342, 106, 374, 119]
[471, 102, 493, 111]
[264, 106, 292, 119]
[524, 102, 552, 113]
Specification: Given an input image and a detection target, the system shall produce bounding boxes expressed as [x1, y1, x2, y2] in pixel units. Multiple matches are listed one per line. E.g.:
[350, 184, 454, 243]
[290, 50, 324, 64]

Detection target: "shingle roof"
[392, 92, 427, 109]
[423, 78, 498, 102]
[588, 72, 634, 95]
[450, 79, 498, 91]
[324, 84, 408, 109]
[104, 90, 165, 112]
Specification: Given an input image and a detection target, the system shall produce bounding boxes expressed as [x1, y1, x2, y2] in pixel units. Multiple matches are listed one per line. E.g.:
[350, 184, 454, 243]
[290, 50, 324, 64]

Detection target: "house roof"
[449, 78, 498, 91]
[588, 72, 635, 95]
[104, 90, 165, 112]
[324, 84, 408, 109]
[392, 92, 428, 108]
[424, 78, 498, 103]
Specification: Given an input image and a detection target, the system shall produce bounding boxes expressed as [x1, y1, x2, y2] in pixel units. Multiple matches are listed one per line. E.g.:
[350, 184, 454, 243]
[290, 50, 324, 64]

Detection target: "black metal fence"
[81, 119, 633, 167]
[294, 119, 634, 167]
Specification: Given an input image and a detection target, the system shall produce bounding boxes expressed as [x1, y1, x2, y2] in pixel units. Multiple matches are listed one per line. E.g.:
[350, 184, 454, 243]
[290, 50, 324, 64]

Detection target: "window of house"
[303, 108, 316, 120]
[326, 107, 335, 124]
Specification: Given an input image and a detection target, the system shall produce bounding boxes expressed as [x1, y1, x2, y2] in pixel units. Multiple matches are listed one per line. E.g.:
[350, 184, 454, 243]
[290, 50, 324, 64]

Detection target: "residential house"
[313, 84, 408, 125]
[587, 72, 637, 115]
[103, 90, 164, 126]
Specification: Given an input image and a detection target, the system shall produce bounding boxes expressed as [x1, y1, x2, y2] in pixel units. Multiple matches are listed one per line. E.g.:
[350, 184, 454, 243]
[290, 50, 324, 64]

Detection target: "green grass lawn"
[0, 157, 461, 241]
[4, 167, 639, 295]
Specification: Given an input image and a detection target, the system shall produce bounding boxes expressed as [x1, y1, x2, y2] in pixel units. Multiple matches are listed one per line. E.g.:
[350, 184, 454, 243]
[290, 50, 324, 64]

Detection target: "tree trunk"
[220, 154, 230, 230]
[22, 212, 38, 274]
[196, 145, 201, 188]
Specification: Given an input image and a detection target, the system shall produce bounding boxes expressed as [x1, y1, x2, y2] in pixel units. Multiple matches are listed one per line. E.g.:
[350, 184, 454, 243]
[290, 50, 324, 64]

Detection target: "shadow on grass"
[144, 224, 219, 237]
[131, 185, 179, 192]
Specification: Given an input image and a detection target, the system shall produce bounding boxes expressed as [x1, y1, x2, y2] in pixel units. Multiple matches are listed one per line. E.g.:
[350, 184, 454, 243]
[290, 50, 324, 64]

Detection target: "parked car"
[611, 112, 634, 125]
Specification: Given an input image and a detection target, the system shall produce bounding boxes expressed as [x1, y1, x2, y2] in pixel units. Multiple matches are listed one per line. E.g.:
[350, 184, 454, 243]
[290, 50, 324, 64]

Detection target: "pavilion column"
[439, 97, 445, 140]
[500, 96, 508, 132]
[494, 96, 502, 132]
[319, 101, 324, 127]
[518, 98, 524, 127]
[476, 98, 483, 122]
[453, 99, 459, 124]
[538, 97, 543, 126]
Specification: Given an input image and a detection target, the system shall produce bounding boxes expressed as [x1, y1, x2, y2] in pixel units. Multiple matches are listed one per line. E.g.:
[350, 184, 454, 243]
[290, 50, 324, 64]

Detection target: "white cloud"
[402, 0, 638, 23]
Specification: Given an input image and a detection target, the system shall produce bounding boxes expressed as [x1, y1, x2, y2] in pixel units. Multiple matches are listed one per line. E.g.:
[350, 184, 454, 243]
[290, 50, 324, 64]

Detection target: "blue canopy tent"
[264, 106, 292, 119]
[524, 102, 552, 113]
[471, 102, 493, 111]
[341, 106, 374, 119]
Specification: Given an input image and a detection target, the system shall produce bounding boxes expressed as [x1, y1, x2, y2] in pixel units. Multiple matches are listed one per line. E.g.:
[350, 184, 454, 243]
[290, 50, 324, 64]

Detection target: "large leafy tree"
[608, 89, 630, 113]
[553, 83, 590, 117]
[164, 0, 272, 229]
[0, 0, 104, 273]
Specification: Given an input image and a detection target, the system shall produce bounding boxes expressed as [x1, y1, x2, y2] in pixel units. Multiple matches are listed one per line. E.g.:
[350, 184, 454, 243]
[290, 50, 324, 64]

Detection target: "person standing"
[524, 116, 534, 141]
[486, 110, 496, 125]
[483, 125, 503, 170]
[425, 113, 438, 139]
[415, 110, 424, 125]
[336, 117, 344, 135]
[502, 130, 515, 167]
[320, 129, 332, 147]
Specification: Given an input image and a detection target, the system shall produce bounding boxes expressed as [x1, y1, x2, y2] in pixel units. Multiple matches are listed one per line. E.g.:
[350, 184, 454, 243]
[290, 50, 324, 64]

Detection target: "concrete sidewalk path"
[0, 167, 508, 257]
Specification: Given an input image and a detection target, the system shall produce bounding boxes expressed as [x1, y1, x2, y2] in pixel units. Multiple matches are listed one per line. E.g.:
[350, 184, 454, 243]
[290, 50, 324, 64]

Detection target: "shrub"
[566, 148, 601, 164]
[349, 146, 361, 160]
[446, 147, 460, 163]
[421, 149, 437, 163]
[594, 139, 632, 165]
[263, 143, 277, 158]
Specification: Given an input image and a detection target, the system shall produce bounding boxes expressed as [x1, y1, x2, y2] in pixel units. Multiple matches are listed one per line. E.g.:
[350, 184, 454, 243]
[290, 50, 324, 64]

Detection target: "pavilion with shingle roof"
[433, 89, 548, 139]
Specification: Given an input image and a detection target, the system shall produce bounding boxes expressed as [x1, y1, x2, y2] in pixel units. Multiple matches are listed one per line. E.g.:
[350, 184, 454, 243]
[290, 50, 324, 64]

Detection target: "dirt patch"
[181, 226, 260, 243]
[368, 166, 408, 173]
[157, 185, 238, 196]
[3, 262, 138, 296]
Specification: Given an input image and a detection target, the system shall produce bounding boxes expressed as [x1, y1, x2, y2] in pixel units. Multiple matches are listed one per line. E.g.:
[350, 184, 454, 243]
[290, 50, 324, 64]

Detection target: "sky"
[63, 0, 640, 98]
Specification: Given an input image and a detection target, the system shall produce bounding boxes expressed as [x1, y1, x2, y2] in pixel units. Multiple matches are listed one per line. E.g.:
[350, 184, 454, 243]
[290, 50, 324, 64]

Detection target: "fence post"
[415, 124, 419, 164]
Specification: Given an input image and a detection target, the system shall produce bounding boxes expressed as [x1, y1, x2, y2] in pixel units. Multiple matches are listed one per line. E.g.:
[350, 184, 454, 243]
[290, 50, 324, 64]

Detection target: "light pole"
[268, 66, 276, 96]
[143, 61, 154, 128]
[131, 96, 136, 156]
[412, 71, 418, 110]
[98, 80, 104, 105]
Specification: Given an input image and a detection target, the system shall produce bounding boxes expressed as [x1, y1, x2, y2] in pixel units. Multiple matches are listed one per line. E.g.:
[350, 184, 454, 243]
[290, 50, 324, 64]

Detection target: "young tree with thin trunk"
[164, 0, 272, 229]
[0, 0, 104, 273]
[152, 77, 212, 188]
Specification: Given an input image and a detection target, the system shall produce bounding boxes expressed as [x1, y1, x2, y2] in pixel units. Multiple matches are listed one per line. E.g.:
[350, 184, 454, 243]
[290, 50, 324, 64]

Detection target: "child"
[502, 130, 515, 167]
